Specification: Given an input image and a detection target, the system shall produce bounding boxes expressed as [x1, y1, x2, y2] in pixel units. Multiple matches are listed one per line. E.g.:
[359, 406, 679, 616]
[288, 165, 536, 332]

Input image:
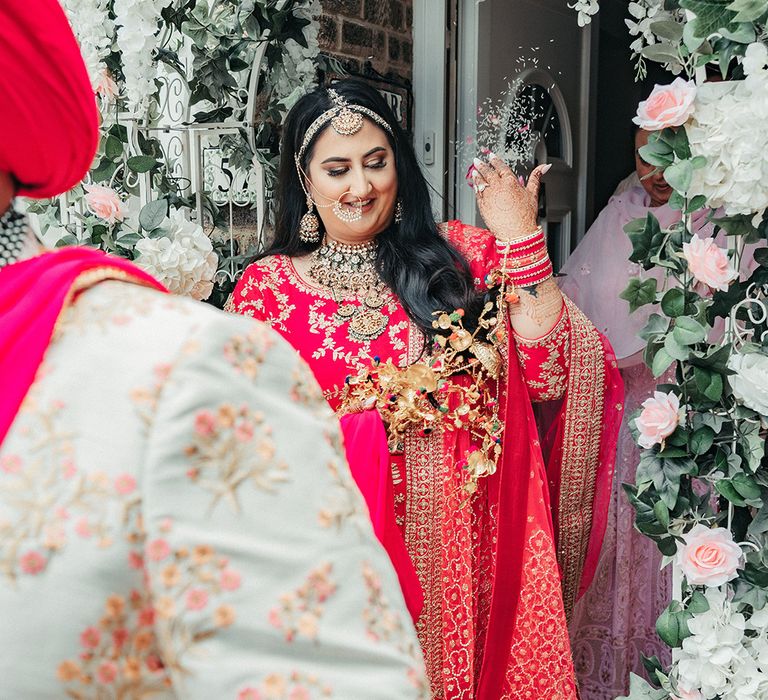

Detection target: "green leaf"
[668, 190, 685, 211]
[639, 313, 670, 342]
[694, 366, 724, 401]
[91, 158, 117, 184]
[650, 18, 685, 40]
[672, 128, 692, 160]
[108, 123, 129, 143]
[664, 159, 694, 194]
[680, 0, 739, 38]
[712, 213, 757, 237]
[126, 155, 157, 174]
[659, 536, 679, 556]
[641, 42, 683, 64]
[687, 589, 710, 614]
[620, 278, 658, 313]
[690, 425, 715, 455]
[673, 316, 707, 345]
[627, 213, 665, 266]
[139, 199, 168, 232]
[727, 0, 768, 21]
[652, 347, 676, 377]
[748, 507, 768, 537]
[719, 21, 757, 42]
[732, 472, 762, 500]
[715, 479, 748, 506]
[105, 134, 124, 161]
[653, 500, 671, 529]
[685, 194, 708, 213]
[683, 19, 708, 51]
[661, 288, 686, 317]
[664, 333, 690, 361]
[638, 144, 674, 168]
[656, 603, 690, 647]
[636, 451, 666, 493]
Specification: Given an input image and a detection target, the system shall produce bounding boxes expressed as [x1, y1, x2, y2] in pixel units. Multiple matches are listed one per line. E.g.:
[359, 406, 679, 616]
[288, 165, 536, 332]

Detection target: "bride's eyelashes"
[326, 161, 388, 177]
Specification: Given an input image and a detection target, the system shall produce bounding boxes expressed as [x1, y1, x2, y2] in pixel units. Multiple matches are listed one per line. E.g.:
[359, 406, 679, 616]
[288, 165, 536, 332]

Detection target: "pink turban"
[0, 0, 99, 198]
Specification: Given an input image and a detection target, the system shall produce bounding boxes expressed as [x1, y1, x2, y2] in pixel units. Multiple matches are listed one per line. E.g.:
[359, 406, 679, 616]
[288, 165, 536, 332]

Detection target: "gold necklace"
[307, 239, 390, 342]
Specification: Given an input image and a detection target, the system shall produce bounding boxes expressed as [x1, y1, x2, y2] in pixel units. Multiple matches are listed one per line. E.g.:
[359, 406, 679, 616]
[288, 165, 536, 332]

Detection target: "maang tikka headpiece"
[294, 89, 395, 241]
[296, 88, 393, 162]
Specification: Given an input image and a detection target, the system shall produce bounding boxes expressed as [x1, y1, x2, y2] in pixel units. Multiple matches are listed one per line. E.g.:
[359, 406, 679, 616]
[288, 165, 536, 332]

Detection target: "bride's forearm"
[508, 278, 564, 339]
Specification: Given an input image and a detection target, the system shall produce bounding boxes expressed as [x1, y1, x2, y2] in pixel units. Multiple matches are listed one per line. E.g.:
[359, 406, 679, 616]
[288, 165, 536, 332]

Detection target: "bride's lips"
[341, 198, 376, 215]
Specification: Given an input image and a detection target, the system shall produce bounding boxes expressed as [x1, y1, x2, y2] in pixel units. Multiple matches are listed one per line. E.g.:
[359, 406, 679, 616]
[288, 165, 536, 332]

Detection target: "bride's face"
[304, 118, 398, 244]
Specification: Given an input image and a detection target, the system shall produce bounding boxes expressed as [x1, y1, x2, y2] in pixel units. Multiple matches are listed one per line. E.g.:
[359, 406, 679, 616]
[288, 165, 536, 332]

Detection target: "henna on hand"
[472, 155, 551, 240]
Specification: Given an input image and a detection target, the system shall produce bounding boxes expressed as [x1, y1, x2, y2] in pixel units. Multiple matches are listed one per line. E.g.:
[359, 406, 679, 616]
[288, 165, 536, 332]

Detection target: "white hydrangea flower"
[134, 211, 218, 300]
[61, 0, 114, 90]
[687, 57, 768, 215]
[114, 0, 168, 114]
[675, 589, 768, 700]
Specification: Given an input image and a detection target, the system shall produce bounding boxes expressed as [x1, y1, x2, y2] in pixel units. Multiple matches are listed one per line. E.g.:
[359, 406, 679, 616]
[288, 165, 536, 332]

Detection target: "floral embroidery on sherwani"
[185, 403, 290, 512]
[0, 280, 427, 699]
[268, 563, 338, 642]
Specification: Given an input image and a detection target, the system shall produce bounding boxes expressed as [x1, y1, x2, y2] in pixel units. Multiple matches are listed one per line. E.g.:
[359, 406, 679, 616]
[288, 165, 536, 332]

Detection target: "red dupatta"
[0, 248, 166, 447]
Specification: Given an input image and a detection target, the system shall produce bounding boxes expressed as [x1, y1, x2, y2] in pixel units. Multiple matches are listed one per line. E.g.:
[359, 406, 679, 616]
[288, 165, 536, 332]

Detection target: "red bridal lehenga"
[228, 221, 623, 699]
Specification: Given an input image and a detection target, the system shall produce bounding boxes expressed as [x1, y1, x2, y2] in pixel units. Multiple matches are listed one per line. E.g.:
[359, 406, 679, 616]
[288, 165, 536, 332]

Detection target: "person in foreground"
[0, 3, 427, 698]
[228, 79, 624, 698]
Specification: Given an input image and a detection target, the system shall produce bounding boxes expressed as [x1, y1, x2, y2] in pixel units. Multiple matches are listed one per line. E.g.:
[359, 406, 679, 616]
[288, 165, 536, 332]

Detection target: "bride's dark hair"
[259, 78, 483, 335]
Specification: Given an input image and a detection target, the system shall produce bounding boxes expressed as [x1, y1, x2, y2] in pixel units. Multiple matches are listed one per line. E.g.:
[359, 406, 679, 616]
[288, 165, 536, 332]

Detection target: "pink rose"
[676, 524, 743, 587]
[83, 184, 125, 224]
[682, 235, 738, 292]
[634, 77, 696, 130]
[636, 391, 680, 449]
[94, 68, 119, 102]
[671, 685, 703, 700]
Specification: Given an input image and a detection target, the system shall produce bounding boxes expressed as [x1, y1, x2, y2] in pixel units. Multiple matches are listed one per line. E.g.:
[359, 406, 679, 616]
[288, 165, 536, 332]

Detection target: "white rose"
[743, 42, 768, 77]
[728, 351, 768, 416]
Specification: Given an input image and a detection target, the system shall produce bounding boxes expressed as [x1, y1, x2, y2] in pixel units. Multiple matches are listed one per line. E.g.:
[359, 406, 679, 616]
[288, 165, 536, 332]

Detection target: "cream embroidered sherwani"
[0, 279, 426, 699]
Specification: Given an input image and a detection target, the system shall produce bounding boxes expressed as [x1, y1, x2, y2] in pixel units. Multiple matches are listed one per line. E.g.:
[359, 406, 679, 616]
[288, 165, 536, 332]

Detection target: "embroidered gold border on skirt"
[557, 297, 606, 618]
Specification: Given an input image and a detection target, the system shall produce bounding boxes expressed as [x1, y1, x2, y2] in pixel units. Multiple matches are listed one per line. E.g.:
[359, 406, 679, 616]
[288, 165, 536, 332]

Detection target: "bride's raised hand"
[472, 154, 551, 241]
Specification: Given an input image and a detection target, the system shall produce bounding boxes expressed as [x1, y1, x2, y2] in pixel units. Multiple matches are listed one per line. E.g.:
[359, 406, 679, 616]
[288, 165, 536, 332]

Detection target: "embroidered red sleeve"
[226, 265, 267, 321]
[438, 220, 501, 289]
[513, 308, 570, 402]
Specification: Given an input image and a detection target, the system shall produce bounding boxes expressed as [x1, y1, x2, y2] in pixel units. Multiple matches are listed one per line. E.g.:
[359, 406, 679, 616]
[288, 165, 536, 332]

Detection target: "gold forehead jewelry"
[296, 88, 393, 162]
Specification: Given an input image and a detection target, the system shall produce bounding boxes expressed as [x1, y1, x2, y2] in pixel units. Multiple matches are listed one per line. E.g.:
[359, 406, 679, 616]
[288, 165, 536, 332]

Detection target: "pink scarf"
[0, 247, 166, 447]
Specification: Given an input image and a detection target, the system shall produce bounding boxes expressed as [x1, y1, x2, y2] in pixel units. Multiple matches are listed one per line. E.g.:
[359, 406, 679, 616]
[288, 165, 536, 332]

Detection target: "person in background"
[0, 2, 427, 697]
[560, 126, 748, 699]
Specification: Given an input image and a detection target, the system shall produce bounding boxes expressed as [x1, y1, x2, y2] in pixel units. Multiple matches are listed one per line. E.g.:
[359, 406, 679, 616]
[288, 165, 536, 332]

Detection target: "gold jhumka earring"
[299, 195, 320, 243]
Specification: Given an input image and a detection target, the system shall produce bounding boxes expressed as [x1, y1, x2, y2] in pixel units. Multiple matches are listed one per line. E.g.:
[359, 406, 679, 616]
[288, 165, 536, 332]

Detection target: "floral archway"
[569, 1, 768, 699]
[33, 0, 322, 307]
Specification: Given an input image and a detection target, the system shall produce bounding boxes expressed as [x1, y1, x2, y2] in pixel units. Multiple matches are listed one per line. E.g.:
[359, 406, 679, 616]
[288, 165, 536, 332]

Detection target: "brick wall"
[319, 0, 413, 84]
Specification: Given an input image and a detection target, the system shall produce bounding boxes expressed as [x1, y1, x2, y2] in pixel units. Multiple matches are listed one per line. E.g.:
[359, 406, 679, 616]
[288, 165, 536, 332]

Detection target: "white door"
[454, 0, 596, 271]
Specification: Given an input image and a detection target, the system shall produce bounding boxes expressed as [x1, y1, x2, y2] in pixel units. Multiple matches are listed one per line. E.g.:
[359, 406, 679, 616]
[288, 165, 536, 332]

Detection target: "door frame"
[412, 0, 450, 219]
[413, 0, 598, 240]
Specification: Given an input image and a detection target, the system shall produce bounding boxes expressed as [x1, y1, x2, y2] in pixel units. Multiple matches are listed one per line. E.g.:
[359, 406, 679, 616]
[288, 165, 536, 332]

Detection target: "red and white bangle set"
[496, 227, 553, 288]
